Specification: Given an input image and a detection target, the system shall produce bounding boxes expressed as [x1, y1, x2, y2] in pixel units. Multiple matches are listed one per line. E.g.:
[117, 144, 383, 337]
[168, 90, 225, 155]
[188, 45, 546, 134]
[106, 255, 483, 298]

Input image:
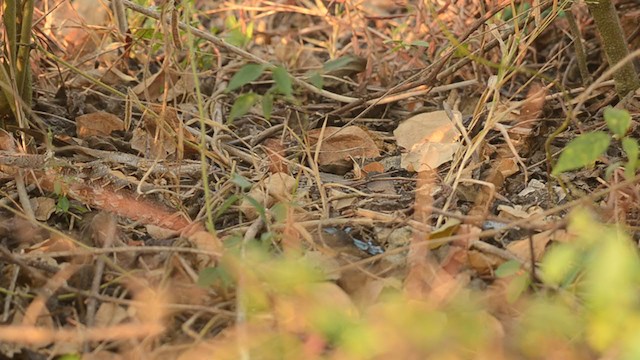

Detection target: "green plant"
[0, 0, 34, 126]
[553, 107, 637, 177]
[225, 63, 294, 122]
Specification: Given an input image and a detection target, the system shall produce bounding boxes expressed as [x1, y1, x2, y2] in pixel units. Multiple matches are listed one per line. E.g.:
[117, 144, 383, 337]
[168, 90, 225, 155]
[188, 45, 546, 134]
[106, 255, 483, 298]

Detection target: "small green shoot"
[225, 15, 253, 48]
[231, 173, 253, 190]
[553, 108, 637, 178]
[262, 90, 274, 120]
[495, 260, 522, 278]
[604, 107, 631, 138]
[56, 195, 70, 213]
[552, 131, 610, 175]
[226, 64, 265, 93]
[496, 260, 530, 303]
[197, 266, 234, 290]
[273, 66, 293, 97]
[228, 92, 258, 123]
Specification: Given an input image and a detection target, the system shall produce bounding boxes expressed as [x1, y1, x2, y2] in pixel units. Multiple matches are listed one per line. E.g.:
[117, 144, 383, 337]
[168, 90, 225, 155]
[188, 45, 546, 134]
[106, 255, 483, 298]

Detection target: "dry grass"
[1, 0, 640, 358]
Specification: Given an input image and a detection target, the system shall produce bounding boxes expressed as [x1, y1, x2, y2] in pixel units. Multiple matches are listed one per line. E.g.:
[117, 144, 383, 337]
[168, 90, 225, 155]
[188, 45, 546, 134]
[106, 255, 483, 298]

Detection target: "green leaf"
[622, 137, 639, 178]
[58, 355, 81, 360]
[323, 56, 357, 73]
[228, 92, 258, 123]
[231, 173, 252, 190]
[604, 107, 631, 138]
[214, 194, 240, 220]
[243, 195, 267, 221]
[506, 273, 530, 303]
[605, 162, 623, 180]
[273, 66, 292, 97]
[57, 196, 70, 213]
[224, 16, 252, 48]
[495, 260, 522, 278]
[552, 131, 610, 175]
[262, 91, 274, 121]
[53, 181, 62, 195]
[541, 244, 579, 286]
[197, 266, 234, 289]
[410, 40, 430, 47]
[270, 202, 288, 223]
[309, 71, 323, 89]
[226, 64, 265, 93]
[322, 55, 367, 76]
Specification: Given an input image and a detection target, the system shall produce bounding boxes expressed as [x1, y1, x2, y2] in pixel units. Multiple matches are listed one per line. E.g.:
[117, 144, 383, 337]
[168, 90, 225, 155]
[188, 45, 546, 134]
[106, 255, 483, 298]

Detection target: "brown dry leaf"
[506, 229, 566, 263]
[110, 169, 139, 184]
[166, 74, 196, 101]
[303, 250, 341, 281]
[307, 126, 380, 173]
[146, 225, 179, 240]
[239, 173, 298, 219]
[263, 138, 287, 173]
[497, 205, 542, 220]
[496, 157, 519, 178]
[352, 278, 402, 309]
[25, 233, 79, 256]
[30, 197, 56, 221]
[133, 69, 179, 101]
[394, 110, 462, 172]
[329, 189, 356, 211]
[76, 112, 124, 139]
[187, 230, 223, 268]
[517, 83, 547, 124]
[274, 38, 323, 70]
[134, 105, 198, 160]
[273, 282, 357, 334]
[95, 303, 129, 327]
[0, 129, 17, 151]
[46, 0, 109, 57]
[68, 66, 135, 88]
[467, 250, 502, 275]
[130, 127, 173, 160]
[362, 161, 385, 175]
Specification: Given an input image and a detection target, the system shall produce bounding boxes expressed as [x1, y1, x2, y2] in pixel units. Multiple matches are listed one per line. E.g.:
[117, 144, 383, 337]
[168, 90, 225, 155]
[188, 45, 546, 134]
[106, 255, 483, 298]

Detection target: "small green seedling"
[553, 107, 637, 178]
[225, 63, 295, 122]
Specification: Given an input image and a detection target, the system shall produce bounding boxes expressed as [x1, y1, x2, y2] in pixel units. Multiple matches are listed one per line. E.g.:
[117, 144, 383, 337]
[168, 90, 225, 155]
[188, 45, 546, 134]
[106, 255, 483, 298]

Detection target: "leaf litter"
[1, 0, 640, 358]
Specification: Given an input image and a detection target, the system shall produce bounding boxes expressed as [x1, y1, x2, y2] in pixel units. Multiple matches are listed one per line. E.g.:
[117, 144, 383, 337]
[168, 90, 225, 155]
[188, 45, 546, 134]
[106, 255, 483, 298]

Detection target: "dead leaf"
[506, 229, 565, 263]
[46, 0, 109, 57]
[146, 225, 179, 240]
[307, 126, 380, 174]
[76, 112, 124, 139]
[497, 205, 542, 220]
[517, 83, 547, 124]
[30, 197, 57, 221]
[394, 110, 462, 172]
[26, 233, 79, 255]
[69, 66, 135, 88]
[263, 138, 287, 173]
[275, 39, 323, 70]
[133, 105, 198, 160]
[239, 173, 298, 219]
[467, 250, 502, 275]
[362, 161, 385, 175]
[188, 230, 223, 268]
[133, 69, 179, 101]
[329, 189, 356, 211]
[95, 303, 129, 327]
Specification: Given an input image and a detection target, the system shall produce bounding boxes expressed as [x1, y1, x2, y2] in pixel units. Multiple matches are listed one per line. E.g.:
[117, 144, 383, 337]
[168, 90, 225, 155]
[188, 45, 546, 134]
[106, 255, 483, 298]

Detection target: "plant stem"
[587, 0, 640, 97]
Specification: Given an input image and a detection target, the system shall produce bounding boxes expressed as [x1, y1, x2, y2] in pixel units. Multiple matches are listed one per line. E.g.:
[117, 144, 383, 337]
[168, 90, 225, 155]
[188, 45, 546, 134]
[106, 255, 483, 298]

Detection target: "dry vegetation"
[1, 0, 640, 359]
